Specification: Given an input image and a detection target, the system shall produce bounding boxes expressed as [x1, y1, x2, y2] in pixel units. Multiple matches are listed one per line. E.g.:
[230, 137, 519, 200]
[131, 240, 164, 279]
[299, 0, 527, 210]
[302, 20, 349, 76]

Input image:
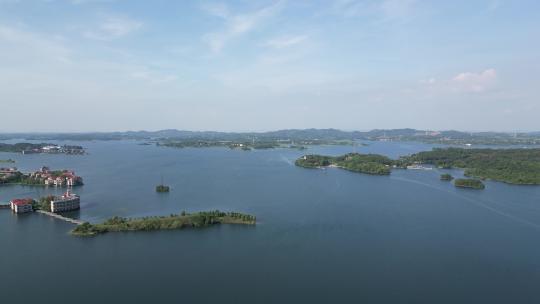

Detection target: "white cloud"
[0, 25, 71, 63]
[418, 69, 498, 95]
[201, 2, 230, 19]
[84, 16, 142, 40]
[452, 68, 497, 92]
[420, 77, 436, 85]
[331, 0, 417, 21]
[130, 70, 178, 84]
[488, 0, 502, 11]
[264, 35, 308, 49]
[380, 0, 417, 21]
[202, 1, 284, 53]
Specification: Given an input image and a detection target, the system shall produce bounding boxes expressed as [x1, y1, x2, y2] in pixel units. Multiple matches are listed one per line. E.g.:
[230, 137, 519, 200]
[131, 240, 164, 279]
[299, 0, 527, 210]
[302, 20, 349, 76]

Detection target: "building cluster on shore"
[0, 167, 18, 177]
[31, 166, 83, 186]
[0, 166, 83, 186]
[9, 191, 81, 214]
[22, 145, 85, 155]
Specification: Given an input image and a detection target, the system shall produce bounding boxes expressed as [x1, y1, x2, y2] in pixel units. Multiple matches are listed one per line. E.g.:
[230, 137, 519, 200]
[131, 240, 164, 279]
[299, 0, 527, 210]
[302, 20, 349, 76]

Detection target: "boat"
[406, 165, 433, 170]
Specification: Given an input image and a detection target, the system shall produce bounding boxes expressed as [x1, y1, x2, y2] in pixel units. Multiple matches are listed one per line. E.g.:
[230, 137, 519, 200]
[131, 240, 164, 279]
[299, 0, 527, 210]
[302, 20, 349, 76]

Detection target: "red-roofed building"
[10, 198, 34, 213]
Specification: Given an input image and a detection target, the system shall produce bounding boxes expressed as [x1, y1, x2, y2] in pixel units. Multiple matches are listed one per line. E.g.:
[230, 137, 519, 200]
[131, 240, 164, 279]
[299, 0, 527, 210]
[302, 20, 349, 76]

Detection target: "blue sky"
[1, 0, 539, 132]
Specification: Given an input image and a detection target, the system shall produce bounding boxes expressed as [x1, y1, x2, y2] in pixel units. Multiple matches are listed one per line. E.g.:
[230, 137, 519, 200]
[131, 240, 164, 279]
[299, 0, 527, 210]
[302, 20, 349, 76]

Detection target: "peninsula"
[71, 211, 256, 236]
[0, 143, 85, 154]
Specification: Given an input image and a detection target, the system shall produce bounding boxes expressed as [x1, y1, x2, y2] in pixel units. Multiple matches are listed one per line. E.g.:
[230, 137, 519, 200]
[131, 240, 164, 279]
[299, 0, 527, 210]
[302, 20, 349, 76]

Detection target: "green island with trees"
[454, 178, 485, 189]
[295, 153, 397, 175]
[71, 210, 256, 237]
[296, 148, 540, 185]
[0, 159, 15, 163]
[402, 148, 540, 185]
[158, 138, 354, 151]
[440, 173, 454, 181]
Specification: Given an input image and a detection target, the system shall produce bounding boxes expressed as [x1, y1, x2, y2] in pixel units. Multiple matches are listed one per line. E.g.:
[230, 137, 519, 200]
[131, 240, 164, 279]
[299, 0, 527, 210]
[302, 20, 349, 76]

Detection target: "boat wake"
[280, 155, 294, 166]
[391, 176, 540, 230]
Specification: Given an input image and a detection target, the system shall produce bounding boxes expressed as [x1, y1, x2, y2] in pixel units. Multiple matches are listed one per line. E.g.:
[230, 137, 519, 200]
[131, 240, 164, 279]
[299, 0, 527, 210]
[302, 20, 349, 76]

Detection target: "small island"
[454, 178, 485, 189]
[71, 210, 256, 236]
[0, 159, 15, 163]
[156, 185, 170, 192]
[155, 176, 170, 192]
[440, 173, 454, 181]
[295, 153, 396, 175]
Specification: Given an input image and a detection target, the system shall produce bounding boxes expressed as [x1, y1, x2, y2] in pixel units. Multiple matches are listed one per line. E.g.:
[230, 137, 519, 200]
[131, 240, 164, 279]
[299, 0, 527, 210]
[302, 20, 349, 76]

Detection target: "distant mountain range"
[1, 128, 539, 145]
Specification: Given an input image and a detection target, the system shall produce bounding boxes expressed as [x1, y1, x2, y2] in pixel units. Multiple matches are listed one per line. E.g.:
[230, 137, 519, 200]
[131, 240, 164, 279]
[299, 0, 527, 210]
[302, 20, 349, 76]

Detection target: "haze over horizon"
[1, 0, 539, 132]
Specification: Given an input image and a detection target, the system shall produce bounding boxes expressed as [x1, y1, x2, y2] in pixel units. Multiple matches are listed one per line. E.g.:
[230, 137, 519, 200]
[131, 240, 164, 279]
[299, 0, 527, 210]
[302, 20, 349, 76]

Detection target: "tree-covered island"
[440, 173, 454, 181]
[295, 153, 397, 175]
[402, 148, 540, 185]
[296, 148, 540, 185]
[155, 185, 170, 192]
[71, 210, 256, 237]
[158, 138, 354, 151]
[454, 178, 485, 189]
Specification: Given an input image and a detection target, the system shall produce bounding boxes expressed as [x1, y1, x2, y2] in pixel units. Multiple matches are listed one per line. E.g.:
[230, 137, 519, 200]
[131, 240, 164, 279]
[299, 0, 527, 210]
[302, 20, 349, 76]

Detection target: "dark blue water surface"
[1, 141, 539, 304]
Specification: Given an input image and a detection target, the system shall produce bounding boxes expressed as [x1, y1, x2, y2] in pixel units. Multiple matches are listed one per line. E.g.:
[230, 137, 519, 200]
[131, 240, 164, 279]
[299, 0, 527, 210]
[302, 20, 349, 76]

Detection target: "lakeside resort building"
[31, 166, 83, 187]
[10, 198, 34, 214]
[51, 191, 80, 213]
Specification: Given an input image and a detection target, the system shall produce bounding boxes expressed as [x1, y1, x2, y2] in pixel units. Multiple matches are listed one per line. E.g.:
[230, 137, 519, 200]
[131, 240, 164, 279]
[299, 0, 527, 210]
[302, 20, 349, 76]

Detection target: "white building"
[10, 199, 33, 213]
[50, 191, 80, 213]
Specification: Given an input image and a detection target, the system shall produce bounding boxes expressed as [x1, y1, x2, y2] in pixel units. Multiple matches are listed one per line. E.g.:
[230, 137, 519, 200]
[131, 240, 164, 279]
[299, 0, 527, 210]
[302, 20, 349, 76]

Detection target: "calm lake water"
[1, 140, 540, 304]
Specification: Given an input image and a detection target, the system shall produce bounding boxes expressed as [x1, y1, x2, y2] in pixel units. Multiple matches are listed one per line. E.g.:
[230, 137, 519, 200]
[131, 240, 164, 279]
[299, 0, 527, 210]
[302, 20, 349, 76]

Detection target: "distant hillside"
[1, 128, 539, 145]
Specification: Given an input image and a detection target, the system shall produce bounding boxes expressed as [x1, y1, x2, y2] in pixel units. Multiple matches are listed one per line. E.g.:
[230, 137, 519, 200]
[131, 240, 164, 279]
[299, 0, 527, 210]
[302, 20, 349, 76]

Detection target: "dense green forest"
[32, 196, 55, 211]
[403, 148, 540, 184]
[454, 179, 485, 189]
[295, 153, 395, 175]
[0, 171, 43, 185]
[72, 210, 256, 236]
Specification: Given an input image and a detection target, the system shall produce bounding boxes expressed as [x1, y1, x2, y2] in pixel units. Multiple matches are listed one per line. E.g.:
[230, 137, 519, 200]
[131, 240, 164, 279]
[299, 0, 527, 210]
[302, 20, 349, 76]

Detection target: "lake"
[1, 140, 540, 303]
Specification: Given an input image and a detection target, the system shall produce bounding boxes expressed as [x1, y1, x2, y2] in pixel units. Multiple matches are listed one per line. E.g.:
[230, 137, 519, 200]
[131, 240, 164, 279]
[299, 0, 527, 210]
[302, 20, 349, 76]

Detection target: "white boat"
[406, 165, 433, 170]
